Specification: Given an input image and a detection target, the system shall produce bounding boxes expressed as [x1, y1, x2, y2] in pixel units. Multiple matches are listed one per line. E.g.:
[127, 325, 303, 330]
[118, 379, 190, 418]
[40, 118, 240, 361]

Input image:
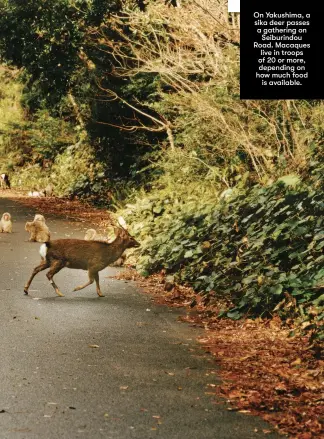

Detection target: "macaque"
[44, 183, 54, 197]
[84, 228, 100, 241]
[0, 173, 11, 189]
[84, 228, 125, 266]
[0, 212, 13, 233]
[25, 214, 50, 242]
[84, 227, 117, 243]
[28, 191, 44, 197]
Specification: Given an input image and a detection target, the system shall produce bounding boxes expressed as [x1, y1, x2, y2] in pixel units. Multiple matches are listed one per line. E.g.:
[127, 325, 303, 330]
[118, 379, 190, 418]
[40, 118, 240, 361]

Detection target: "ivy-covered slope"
[125, 154, 323, 324]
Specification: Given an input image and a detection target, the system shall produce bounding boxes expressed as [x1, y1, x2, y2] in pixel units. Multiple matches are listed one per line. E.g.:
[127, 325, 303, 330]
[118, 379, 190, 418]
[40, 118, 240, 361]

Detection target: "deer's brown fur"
[24, 226, 139, 297]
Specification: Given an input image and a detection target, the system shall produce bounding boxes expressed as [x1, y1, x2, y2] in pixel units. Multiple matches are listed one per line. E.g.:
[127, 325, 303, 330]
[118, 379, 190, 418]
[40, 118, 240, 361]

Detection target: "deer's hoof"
[24, 289, 28, 295]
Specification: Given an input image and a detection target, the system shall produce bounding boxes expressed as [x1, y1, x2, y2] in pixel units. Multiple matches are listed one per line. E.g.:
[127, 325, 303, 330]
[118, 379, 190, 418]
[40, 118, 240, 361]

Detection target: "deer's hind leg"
[46, 260, 65, 297]
[24, 260, 50, 294]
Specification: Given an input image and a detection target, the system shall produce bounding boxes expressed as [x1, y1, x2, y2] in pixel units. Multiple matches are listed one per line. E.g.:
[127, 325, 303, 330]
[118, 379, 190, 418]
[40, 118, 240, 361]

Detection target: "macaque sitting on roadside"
[84, 228, 125, 266]
[28, 191, 45, 197]
[44, 183, 54, 197]
[0, 212, 13, 233]
[84, 228, 102, 241]
[0, 173, 11, 189]
[25, 214, 50, 242]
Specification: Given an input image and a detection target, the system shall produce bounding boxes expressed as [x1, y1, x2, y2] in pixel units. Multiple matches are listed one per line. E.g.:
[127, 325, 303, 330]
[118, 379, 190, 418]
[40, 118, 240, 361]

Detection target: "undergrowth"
[122, 149, 324, 346]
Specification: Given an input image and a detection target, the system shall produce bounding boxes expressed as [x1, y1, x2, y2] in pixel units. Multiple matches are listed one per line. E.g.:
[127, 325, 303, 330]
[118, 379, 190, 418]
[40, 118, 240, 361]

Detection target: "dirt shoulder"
[0, 189, 114, 231]
[3, 190, 323, 439]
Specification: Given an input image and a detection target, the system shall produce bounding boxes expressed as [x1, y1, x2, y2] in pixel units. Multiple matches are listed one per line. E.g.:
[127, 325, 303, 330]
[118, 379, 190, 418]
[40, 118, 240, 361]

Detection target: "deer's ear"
[117, 216, 128, 230]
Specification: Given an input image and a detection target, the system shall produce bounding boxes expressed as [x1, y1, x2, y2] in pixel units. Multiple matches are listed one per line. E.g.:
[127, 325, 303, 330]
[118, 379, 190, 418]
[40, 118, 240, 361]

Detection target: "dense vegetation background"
[0, 0, 323, 342]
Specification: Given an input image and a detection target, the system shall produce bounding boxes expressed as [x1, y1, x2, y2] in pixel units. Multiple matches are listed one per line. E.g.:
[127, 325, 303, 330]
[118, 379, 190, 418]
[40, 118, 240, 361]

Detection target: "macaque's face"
[34, 214, 45, 222]
[3, 213, 10, 221]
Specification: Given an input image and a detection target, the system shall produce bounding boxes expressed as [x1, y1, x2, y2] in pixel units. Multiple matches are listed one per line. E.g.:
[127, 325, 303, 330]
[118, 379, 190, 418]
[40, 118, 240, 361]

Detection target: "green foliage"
[2, 0, 323, 196]
[0, 0, 85, 109]
[27, 109, 76, 161]
[0, 0, 157, 186]
[0, 67, 25, 171]
[11, 164, 49, 190]
[49, 145, 111, 203]
[101, 2, 324, 184]
[51, 146, 100, 195]
[122, 155, 324, 335]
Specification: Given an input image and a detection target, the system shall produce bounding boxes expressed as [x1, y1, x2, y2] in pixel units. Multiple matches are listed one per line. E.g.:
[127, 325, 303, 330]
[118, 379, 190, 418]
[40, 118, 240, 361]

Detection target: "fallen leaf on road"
[120, 386, 129, 390]
[239, 355, 253, 361]
[88, 344, 99, 348]
[228, 390, 245, 399]
[10, 429, 32, 433]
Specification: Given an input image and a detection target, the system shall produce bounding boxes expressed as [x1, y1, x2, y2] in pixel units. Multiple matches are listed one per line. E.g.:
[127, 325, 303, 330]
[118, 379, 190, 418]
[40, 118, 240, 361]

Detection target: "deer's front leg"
[73, 270, 94, 292]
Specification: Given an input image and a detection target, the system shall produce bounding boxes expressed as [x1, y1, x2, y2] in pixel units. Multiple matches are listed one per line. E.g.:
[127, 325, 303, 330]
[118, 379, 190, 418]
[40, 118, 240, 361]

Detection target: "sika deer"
[24, 218, 140, 297]
[84, 227, 125, 266]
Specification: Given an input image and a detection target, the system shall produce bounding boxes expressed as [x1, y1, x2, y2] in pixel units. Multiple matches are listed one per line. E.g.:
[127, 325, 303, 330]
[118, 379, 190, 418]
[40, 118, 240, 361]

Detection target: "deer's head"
[108, 216, 140, 249]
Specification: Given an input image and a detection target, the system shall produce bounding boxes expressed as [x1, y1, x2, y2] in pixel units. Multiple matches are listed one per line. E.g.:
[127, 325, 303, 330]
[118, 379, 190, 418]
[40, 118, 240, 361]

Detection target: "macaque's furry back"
[25, 214, 50, 242]
[0, 212, 12, 233]
[84, 228, 102, 241]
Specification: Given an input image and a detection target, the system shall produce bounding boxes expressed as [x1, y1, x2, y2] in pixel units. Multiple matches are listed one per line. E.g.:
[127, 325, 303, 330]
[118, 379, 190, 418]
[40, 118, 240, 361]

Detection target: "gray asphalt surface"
[0, 197, 281, 439]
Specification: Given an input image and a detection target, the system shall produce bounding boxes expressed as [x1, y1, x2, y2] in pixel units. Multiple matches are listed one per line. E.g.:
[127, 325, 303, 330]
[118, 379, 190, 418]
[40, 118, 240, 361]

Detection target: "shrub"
[122, 166, 323, 331]
[50, 146, 106, 198]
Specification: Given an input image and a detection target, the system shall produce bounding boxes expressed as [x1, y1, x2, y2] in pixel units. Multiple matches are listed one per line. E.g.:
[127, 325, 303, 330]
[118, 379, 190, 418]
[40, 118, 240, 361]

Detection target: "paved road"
[0, 197, 281, 439]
